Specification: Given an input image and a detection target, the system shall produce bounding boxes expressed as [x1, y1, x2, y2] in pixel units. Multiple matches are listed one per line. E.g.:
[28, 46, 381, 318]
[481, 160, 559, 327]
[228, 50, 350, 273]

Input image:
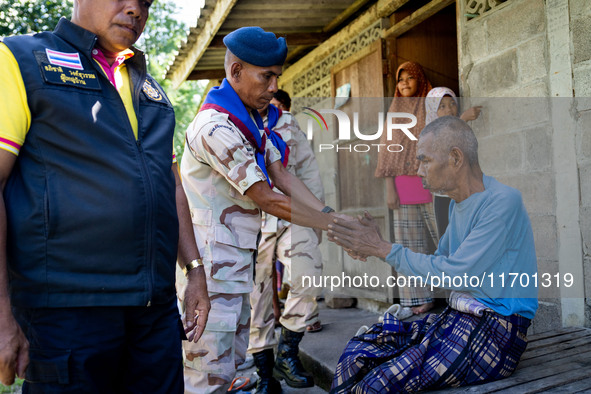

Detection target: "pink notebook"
[395, 175, 432, 205]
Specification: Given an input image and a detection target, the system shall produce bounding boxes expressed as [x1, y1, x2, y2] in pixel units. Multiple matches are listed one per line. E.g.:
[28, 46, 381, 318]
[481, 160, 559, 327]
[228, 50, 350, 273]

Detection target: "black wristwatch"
[321, 205, 335, 213]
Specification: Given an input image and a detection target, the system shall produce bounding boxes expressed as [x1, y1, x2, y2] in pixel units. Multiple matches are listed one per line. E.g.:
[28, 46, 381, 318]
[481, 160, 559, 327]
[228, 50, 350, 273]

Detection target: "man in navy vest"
[0, 0, 209, 391]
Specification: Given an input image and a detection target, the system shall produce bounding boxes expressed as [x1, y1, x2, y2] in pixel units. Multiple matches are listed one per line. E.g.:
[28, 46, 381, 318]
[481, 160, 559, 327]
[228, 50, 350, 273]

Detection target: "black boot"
[273, 327, 314, 388]
[253, 349, 283, 394]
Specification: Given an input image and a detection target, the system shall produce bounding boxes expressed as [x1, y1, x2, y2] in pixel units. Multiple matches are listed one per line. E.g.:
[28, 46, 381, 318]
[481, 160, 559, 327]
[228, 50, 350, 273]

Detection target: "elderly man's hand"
[344, 248, 369, 262]
[328, 211, 393, 260]
[328, 213, 369, 260]
[183, 267, 210, 342]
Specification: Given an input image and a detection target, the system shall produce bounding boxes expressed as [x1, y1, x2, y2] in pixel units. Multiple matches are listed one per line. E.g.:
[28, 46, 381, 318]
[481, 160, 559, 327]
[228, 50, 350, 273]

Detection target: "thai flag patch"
[45, 48, 84, 70]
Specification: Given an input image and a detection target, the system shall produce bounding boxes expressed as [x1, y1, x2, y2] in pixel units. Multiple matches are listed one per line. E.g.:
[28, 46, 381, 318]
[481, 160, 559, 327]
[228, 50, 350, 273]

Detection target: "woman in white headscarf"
[425, 87, 482, 125]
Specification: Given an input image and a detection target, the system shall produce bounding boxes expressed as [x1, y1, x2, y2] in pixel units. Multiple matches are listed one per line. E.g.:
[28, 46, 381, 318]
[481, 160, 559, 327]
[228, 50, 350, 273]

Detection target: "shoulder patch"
[142, 79, 163, 101]
[208, 123, 235, 136]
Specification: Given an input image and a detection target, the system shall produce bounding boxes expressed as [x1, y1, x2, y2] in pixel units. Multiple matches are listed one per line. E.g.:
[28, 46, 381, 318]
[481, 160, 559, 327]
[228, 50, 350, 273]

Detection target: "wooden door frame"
[329, 38, 398, 302]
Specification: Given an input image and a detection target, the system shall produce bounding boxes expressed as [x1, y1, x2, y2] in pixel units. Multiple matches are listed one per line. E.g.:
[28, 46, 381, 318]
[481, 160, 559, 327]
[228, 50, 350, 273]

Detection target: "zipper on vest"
[124, 61, 155, 306]
[128, 62, 156, 306]
[133, 68, 155, 306]
[98, 56, 156, 306]
[86, 43, 156, 306]
[136, 139, 156, 306]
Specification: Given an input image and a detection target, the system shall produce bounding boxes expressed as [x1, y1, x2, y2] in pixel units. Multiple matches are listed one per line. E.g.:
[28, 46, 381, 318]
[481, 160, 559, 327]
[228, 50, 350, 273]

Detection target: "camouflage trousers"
[248, 221, 323, 354]
[177, 269, 251, 394]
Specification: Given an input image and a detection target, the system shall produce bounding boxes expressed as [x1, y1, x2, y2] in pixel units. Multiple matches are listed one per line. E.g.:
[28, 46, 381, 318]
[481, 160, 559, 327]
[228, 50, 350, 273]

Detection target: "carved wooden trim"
[292, 20, 383, 98]
[465, 0, 511, 21]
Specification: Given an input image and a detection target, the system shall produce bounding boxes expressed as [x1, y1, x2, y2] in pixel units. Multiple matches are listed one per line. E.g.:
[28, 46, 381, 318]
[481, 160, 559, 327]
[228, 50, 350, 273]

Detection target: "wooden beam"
[330, 39, 381, 76]
[187, 69, 226, 81]
[382, 0, 455, 39]
[280, 0, 413, 87]
[220, 19, 329, 29]
[232, 1, 352, 10]
[167, 0, 239, 88]
[376, 0, 413, 18]
[208, 32, 330, 49]
[225, 9, 341, 18]
[194, 61, 225, 68]
[322, 0, 372, 33]
[280, 13, 377, 84]
[284, 45, 314, 64]
[283, 33, 329, 46]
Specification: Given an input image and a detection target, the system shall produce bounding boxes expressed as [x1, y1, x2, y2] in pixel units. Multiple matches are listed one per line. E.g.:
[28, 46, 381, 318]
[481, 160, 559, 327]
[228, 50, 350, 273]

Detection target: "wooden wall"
[389, 3, 459, 95]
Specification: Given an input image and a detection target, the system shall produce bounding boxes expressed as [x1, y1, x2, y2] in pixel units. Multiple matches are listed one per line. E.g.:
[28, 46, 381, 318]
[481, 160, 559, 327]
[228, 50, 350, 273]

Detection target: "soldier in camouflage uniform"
[178, 27, 344, 394]
[248, 92, 324, 390]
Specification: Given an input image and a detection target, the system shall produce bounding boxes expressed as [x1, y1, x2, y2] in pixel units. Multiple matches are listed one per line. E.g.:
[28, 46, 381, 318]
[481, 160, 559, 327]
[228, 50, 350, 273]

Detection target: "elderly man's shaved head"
[420, 116, 479, 166]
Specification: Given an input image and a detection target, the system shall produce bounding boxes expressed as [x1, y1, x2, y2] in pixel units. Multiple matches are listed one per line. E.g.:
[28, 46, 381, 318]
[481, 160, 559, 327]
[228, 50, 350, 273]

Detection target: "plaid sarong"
[331, 307, 530, 393]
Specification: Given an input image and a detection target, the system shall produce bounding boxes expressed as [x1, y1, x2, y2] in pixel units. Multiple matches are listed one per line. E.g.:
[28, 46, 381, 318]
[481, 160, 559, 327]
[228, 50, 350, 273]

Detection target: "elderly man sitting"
[328, 116, 538, 393]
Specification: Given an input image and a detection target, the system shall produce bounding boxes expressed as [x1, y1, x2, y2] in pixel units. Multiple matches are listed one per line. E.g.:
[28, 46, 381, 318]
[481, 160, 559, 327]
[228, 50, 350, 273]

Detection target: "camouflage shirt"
[180, 108, 282, 294]
[261, 111, 325, 233]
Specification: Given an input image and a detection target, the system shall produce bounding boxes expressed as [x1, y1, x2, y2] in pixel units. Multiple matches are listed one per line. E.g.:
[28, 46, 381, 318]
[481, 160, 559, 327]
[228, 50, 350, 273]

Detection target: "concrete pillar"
[546, 0, 585, 326]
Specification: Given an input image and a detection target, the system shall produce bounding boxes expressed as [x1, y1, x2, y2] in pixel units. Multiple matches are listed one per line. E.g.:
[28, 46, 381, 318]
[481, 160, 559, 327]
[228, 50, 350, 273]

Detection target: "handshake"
[324, 211, 394, 262]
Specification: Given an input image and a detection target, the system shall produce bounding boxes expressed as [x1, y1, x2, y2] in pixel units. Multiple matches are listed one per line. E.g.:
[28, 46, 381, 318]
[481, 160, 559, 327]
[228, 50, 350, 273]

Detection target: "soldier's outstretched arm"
[245, 161, 356, 231]
[267, 160, 326, 213]
[245, 179, 334, 230]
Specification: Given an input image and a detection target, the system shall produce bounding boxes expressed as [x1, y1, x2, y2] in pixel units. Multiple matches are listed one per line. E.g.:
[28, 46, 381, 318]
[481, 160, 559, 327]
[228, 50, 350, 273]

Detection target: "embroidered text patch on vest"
[40, 63, 101, 90]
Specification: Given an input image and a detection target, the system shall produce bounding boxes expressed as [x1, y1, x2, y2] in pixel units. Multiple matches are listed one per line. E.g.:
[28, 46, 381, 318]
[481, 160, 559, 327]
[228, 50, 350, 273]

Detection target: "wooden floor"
[434, 327, 591, 393]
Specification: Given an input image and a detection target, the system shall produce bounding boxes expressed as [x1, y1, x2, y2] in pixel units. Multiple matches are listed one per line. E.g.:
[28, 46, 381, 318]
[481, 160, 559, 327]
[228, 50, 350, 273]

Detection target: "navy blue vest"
[3, 18, 179, 308]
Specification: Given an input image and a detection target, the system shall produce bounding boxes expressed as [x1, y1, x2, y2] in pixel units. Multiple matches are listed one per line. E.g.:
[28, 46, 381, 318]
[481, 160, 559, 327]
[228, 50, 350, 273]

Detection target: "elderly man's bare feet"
[412, 302, 434, 315]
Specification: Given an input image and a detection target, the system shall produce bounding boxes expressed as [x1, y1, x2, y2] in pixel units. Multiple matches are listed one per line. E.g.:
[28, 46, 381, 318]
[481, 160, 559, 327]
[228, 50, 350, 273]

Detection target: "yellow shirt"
[91, 47, 138, 138]
[0, 43, 139, 155]
[0, 43, 30, 155]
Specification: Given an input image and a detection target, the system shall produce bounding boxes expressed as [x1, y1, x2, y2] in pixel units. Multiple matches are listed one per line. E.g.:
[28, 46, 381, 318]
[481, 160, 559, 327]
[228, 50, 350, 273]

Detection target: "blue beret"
[223, 26, 287, 67]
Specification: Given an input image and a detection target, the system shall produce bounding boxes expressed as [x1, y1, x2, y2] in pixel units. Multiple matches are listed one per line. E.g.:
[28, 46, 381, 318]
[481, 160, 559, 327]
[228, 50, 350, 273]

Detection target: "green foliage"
[136, 1, 205, 161]
[0, 0, 72, 36]
[164, 79, 205, 162]
[0, 378, 23, 393]
[137, 0, 184, 79]
[0, 0, 204, 161]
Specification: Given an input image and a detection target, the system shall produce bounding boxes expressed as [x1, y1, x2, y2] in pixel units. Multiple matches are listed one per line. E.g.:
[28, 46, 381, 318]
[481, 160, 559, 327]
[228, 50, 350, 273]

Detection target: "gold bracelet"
[182, 258, 203, 277]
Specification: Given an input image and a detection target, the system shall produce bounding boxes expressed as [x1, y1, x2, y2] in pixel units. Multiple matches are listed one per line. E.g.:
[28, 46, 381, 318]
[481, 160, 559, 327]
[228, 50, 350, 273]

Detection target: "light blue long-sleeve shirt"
[386, 175, 538, 319]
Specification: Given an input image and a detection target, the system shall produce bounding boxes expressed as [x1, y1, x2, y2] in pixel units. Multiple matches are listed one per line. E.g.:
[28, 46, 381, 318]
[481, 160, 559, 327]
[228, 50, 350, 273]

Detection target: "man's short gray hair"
[420, 116, 479, 166]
